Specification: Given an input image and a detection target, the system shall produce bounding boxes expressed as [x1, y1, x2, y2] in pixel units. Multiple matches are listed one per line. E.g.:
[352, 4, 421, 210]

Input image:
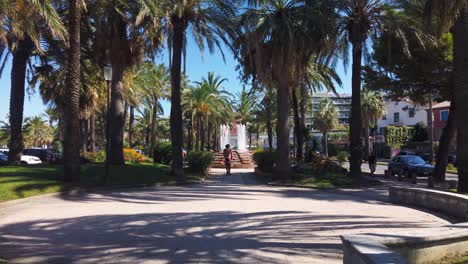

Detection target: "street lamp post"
[103, 64, 112, 184]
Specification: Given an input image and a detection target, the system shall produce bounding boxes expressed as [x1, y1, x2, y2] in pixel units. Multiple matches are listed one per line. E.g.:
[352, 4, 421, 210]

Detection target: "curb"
[0, 179, 206, 209]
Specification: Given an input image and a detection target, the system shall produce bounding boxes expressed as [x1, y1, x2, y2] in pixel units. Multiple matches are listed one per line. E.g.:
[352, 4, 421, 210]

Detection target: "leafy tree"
[425, 0, 468, 192]
[312, 98, 339, 157]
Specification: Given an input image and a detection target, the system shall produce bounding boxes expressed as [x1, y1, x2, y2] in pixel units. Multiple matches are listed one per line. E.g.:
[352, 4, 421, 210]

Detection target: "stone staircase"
[212, 151, 255, 169]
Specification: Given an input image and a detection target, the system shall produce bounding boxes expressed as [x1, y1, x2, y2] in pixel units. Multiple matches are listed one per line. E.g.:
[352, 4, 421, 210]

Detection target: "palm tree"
[361, 88, 385, 159]
[24, 116, 54, 148]
[183, 75, 232, 151]
[63, 0, 83, 182]
[148, 0, 236, 178]
[0, 0, 66, 163]
[425, 0, 468, 192]
[134, 63, 170, 155]
[238, 0, 332, 176]
[336, 0, 418, 177]
[312, 98, 338, 157]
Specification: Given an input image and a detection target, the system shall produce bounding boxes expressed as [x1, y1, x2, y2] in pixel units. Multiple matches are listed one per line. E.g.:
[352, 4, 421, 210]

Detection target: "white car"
[0, 149, 42, 165]
[21, 155, 42, 165]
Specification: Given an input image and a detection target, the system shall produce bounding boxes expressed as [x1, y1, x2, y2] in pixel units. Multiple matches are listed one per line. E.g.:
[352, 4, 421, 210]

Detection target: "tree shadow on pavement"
[0, 211, 435, 264]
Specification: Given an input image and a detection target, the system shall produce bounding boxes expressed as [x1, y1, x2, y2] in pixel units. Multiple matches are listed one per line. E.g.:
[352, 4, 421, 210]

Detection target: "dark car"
[0, 153, 7, 165]
[23, 148, 62, 164]
[388, 155, 434, 183]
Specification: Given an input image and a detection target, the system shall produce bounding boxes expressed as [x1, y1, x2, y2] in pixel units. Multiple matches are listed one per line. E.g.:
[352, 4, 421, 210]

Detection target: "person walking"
[368, 152, 377, 176]
[223, 144, 233, 175]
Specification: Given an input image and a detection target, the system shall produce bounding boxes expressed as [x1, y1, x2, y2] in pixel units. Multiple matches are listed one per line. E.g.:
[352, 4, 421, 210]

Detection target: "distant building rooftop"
[429, 101, 451, 110]
[312, 93, 351, 98]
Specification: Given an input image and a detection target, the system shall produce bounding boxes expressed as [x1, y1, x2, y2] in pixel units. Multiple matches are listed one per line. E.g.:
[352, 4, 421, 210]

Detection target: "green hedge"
[186, 151, 214, 174]
[328, 144, 348, 157]
[153, 142, 172, 165]
[385, 126, 414, 148]
[253, 151, 276, 173]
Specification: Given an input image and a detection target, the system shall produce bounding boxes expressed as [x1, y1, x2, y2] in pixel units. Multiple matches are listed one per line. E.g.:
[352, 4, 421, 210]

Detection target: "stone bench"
[389, 187, 468, 220]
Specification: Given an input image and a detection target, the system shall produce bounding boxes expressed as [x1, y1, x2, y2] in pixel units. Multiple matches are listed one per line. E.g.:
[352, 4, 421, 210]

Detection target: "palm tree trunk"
[453, 9, 468, 192]
[128, 105, 135, 148]
[81, 119, 88, 152]
[349, 41, 364, 177]
[276, 79, 291, 176]
[249, 131, 252, 149]
[90, 113, 96, 152]
[108, 9, 127, 165]
[256, 131, 260, 148]
[206, 120, 212, 151]
[123, 101, 128, 143]
[300, 83, 308, 141]
[433, 101, 456, 183]
[200, 116, 206, 151]
[364, 124, 370, 160]
[188, 119, 193, 151]
[8, 38, 33, 163]
[266, 98, 274, 151]
[196, 115, 201, 150]
[292, 87, 303, 161]
[63, 0, 81, 181]
[323, 132, 328, 157]
[170, 20, 186, 178]
[150, 103, 157, 157]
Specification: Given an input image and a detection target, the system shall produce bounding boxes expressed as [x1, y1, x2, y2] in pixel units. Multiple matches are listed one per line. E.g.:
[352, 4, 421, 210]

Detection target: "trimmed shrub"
[336, 151, 349, 166]
[124, 148, 150, 163]
[253, 151, 276, 173]
[186, 151, 214, 174]
[153, 142, 172, 165]
[82, 151, 106, 163]
[385, 126, 414, 148]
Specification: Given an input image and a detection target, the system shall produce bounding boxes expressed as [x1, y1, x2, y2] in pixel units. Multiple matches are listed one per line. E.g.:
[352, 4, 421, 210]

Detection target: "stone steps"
[212, 151, 255, 169]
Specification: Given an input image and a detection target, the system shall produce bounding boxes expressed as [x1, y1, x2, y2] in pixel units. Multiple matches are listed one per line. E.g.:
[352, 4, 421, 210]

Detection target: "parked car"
[396, 151, 416, 156]
[23, 148, 62, 164]
[0, 149, 42, 165]
[388, 155, 434, 183]
[0, 153, 7, 165]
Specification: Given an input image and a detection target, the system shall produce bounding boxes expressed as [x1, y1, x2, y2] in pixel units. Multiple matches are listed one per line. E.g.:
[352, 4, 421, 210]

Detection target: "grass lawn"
[0, 163, 202, 203]
[293, 172, 380, 188]
[257, 168, 379, 189]
[437, 253, 468, 264]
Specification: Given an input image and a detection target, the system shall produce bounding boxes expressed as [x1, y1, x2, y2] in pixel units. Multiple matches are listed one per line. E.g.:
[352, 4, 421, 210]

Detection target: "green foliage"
[253, 151, 276, 173]
[186, 151, 214, 174]
[313, 98, 339, 133]
[412, 122, 428, 142]
[82, 151, 106, 163]
[385, 126, 414, 148]
[336, 151, 349, 166]
[153, 142, 172, 165]
[328, 143, 348, 157]
[297, 152, 345, 174]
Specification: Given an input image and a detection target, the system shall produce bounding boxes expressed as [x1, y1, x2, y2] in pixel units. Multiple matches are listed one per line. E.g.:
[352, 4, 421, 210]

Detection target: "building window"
[382, 114, 386, 120]
[440, 110, 449, 122]
[394, 112, 400, 123]
[409, 108, 415, 118]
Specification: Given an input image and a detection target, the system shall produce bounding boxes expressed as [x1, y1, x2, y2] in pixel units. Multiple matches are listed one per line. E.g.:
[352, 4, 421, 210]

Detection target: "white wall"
[377, 100, 426, 133]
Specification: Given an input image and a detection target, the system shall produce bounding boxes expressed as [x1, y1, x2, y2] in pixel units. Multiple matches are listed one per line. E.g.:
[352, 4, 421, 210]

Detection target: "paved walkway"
[0, 169, 454, 263]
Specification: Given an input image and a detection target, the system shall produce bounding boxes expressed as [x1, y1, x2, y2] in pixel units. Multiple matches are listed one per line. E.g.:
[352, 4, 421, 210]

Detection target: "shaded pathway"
[0, 169, 452, 263]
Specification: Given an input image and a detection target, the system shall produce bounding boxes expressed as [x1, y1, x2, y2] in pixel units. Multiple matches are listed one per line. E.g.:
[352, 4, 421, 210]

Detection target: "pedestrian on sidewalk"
[368, 152, 377, 176]
[223, 144, 233, 175]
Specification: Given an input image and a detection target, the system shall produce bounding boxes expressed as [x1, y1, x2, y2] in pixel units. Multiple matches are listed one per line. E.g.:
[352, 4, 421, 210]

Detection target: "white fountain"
[220, 124, 230, 150]
[237, 123, 247, 151]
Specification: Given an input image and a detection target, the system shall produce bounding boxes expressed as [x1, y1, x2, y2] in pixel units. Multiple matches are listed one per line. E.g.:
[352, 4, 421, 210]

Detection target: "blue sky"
[0, 39, 352, 121]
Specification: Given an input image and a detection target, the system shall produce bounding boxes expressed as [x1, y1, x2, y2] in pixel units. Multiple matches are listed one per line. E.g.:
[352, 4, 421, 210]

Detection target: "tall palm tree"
[134, 63, 170, 155]
[238, 0, 332, 176]
[425, 0, 468, 192]
[183, 76, 232, 151]
[0, 0, 66, 163]
[235, 88, 256, 125]
[63, 0, 83, 182]
[147, 0, 236, 178]
[312, 98, 338, 157]
[336, 0, 417, 177]
[361, 88, 385, 159]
